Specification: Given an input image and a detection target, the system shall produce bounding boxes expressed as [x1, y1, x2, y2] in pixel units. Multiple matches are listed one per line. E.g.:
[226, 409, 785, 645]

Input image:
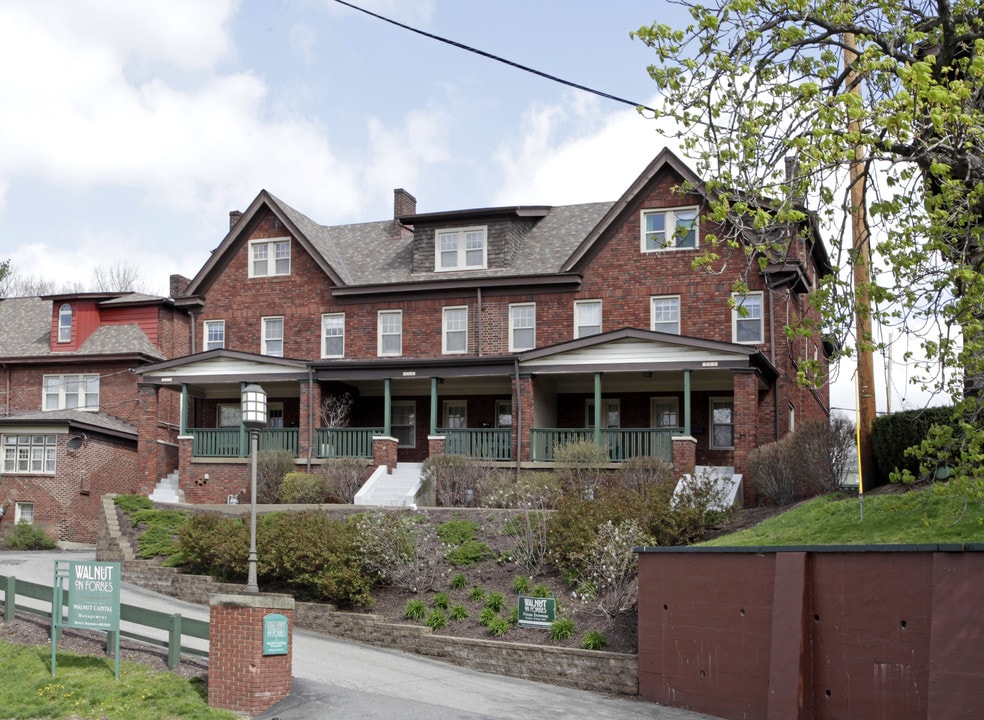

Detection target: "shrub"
[404, 599, 427, 620]
[477, 607, 498, 627]
[448, 603, 469, 621]
[480, 471, 563, 510]
[617, 456, 675, 499]
[749, 435, 799, 506]
[436, 519, 479, 545]
[872, 406, 955, 485]
[581, 631, 608, 651]
[319, 458, 369, 504]
[469, 586, 486, 603]
[485, 616, 510, 637]
[355, 511, 440, 593]
[425, 608, 447, 630]
[531, 584, 552, 598]
[574, 519, 651, 619]
[257, 450, 297, 503]
[4, 522, 56, 550]
[512, 575, 532, 594]
[114, 494, 152, 513]
[178, 513, 248, 580]
[445, 539, 494, 566]
[449, 573, 467, 590]
[432, 592, 450, 610]
[484, 591, 505, 613]
[550, 618, 577, 641]
[789, 416, 856, 495]
[278, 472, 325, 504]
[129, 509, 188, 561]
[553, 440, 611, 499]
[422, 454, 490, 507]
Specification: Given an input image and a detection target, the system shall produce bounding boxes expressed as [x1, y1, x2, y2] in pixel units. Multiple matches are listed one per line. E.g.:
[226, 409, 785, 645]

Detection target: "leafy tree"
[634, 0, 984, 488]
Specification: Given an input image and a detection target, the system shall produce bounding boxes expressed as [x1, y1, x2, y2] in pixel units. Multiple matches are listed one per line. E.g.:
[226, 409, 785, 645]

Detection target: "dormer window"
[436, 227, 487, 271]
[58, 304, 72, 343]
[249, 238, 291, 277]
[641, 207, 698, 251]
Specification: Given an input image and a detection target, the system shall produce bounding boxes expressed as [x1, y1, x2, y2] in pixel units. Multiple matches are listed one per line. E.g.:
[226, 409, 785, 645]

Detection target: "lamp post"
[241, 383, 267, 593]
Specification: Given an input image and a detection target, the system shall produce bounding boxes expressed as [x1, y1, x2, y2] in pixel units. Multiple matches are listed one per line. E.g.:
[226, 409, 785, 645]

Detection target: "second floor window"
[58, 304, 72, 343]
[249, 238, 291, 278]
[641, 207, 698, 251]
[43, 374, 99, 411]
[262, 316, 284, 357]
[322, 313, 345, 358]
[733, 292, 764, 344]
[204, 320, 225, 350]
[442, 307, 468, 354]
[651, 296, 681, 334]
[378, 310, 402, 356]
[574, 300, 602, 339]
[509, 303, 536, 351]
[436, 227, 487, 270]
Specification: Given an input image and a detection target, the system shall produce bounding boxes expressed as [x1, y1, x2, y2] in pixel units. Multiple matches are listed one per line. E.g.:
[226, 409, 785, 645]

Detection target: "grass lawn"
[0, 641, 235, 720]
[701, 484, 984, 547]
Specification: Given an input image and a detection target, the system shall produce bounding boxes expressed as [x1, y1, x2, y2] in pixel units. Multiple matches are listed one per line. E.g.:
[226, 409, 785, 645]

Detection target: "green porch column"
[180, 383, 189, 435]
[384, 378, 392, 437]
[430, 377, 439, 435]
[594, 372, 602, 444]
[684, 370, 692, 436]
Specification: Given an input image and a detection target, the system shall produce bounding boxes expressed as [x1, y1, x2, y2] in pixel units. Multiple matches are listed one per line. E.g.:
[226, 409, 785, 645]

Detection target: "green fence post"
[3, 576, 14, 623]
[168, 614, 182, 670]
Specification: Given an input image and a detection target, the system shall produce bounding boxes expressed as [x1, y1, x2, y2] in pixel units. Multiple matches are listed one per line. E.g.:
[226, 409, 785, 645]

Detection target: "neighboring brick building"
[0, 292, 190, 542]
[139, 149, 834, 507]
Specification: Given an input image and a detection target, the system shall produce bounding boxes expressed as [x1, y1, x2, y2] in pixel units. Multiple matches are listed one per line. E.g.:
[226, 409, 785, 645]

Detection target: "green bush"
[485, 615, 510, 637]
[178, 513, 248, 580]
[481, 471, 563, 510]
[580, 630, 608, 651]
[445, 539, 494, 566]
[4, 522, 56, 550]
[449, 573, 467, 590]
[448, 604, 469, 621]
[436, 519, 478, 545]
[404, 599, 427, 620]
[550, 618, 577, 641]
[257, 450, 297, 503]
[484, 591, 505, 613]
[477, 607, 498, 627]
[553, 440, 611, 499]
[114, 494, 153, 513]
[432, 592, 450, 610]
[469, 586, 486, 603]
[512, 575, 532, 594]
[278, 472, 325, 504]
[425, 608, 447, 630]
[872, 406, 955, 485]
[129, 509, 188, 561]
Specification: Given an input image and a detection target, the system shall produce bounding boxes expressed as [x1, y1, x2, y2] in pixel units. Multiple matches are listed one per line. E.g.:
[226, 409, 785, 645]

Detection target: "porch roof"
[0, 409, 137, 442]
[139, 349, 311, 386]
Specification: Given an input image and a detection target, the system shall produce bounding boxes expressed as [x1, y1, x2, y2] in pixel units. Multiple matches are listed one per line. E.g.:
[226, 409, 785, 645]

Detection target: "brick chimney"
[169, 274, 191, 299]
[392, 188, 416, 239]
[229, 210, 243, 230]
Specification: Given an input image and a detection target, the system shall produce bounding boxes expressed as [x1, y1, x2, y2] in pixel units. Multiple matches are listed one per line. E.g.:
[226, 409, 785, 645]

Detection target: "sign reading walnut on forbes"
[517, 595, 555, 629]
[66, 561, 121, 631]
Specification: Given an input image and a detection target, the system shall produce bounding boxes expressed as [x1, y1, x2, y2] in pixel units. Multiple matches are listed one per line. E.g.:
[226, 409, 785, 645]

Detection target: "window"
[3, 435, 56, 474]
[732, 292, 764, 344]
[218, 404, 241, 428]
[574, 300, 602, 338]
[651, 296, 681, 334]
[442, 307, 468, 354]
[203, 320, 225, 351]
[495, 399, 512, 428]
[586, 399, 620, 428]
[436, 227, 487, 270]
[378, 310, 402, 356]
[43, 374, 99, 411]
[443, 400, 467, 429]
[788, 403, 796, 432]
[249, 238, 291, 277]
[15, 502, 34, 524]
[710, 398, 734, 449]
[262, 316, 284, 357]
[392, 401, 415, 447]
[58, 304, 72, 343]
[322, 313, 345, 358]
[509, 303, 536, 351]
[651, 397, 680, 428]
[641, 207, 698, 251]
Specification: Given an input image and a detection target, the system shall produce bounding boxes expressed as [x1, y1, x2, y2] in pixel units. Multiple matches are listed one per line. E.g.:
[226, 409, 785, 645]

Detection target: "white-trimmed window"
[574, 300, 602, 339]
[15, 502, 35, 524]
[43, 374, 99, 411]
[204, 320, 225, 351]
[58, 304, 72, 343]
[249, 238, 291, 277]
[378, 310, 403, 356]
[732, 292, 764, 344]
[509, 303, 536, 351]
[442, 306, 468, 354]
[641, 207, 698, 251]
[443, 400, 467, 429]
[586, 399, 620, 428]
[392, 401, 415, 448]
[3, 435, 56, 474]
[710, 398, 734, 449]
[262, 316, 284, 357]
[651, 397, 680, 428]
[651, 296, 681, 334]
[322, 313, 345, 358]
[436, 227, 487, 270]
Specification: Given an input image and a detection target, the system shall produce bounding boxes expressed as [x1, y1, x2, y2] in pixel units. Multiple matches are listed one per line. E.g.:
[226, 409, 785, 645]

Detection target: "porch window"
[2, 435, 56, 474]
[15, 502, 34, 524]
[509, 303, 535, 351]
[495, 399, 512, 428]
[204, 320, 225, 350]
[586, 399, 620, 428]
[443, 400, 467, 428]
[43, 374, 99, 411]
[392, 401, 415, 447]
[651, 397, 679, 428]
[378, 310, 402, 356]
[436, 227, 487, 270]
[249, 238, 291, 277]
[574, 300, 602, 339]
[262, 316, 284, 357]
[641, 207, 698, 251]
[650, 296, 681, 334]
[322, 313, 345, 358]
[710, 398, 734, 449]
[58, 304, 72, 343]
[442, 307, 468, 354]
[732, 292, 764, 344]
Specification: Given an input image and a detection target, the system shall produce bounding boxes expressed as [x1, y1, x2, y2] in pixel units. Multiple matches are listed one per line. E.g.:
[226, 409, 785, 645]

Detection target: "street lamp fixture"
[241, 383, 267, 593]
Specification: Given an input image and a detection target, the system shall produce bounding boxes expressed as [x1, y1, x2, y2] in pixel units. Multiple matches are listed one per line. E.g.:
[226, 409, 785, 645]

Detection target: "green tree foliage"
[634, 1, 984, 489]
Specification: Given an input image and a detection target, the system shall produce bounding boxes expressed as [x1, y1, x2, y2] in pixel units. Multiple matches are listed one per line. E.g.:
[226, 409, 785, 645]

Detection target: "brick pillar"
[672, 435, 697, 479]
[733, 370, 758, 506]
[208, 593, 294, 714]
[512, 375, 534, 462]
[298, 379, 322, 460]
[136, 383, 161, 493]
[373, 436, 397, 473]
[428, 435, 446, 457]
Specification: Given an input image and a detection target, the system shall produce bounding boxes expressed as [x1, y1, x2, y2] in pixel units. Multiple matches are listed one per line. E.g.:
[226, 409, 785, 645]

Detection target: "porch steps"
[148, 471, 186, 504]
[354, 463, 424, 507]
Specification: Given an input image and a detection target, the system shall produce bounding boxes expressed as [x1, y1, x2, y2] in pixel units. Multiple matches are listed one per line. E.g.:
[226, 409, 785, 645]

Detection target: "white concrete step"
[355, 463, 423, 507]
[148, 470, 185, 504]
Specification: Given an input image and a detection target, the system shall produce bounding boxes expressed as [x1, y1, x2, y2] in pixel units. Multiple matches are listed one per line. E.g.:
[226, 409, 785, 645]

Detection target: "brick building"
[0, 292, 190, 542]
[138, 149, 833, 506]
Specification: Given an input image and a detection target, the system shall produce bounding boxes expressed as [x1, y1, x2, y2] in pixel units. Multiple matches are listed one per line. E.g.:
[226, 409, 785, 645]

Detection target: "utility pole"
[844, 32, 878, 491]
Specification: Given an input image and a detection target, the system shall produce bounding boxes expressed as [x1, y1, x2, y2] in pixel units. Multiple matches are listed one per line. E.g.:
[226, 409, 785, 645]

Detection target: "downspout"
[384, 378, 392, 437]
[306, 366, 314, 472]
[768, 282, 781, 440]
[593, 372, 602, 444]
[476, 287, 482, 357]
[683, 370, 692, 436]
[430, 376, 438, 435]
[514, 358, 522, 476]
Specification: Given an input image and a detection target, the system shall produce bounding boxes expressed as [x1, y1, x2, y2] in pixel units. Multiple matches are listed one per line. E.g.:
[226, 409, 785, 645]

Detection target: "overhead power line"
[332, 0, 656, 114]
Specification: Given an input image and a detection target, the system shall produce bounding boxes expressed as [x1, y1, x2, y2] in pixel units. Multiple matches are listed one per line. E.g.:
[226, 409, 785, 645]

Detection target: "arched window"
[58, 304, 72, 343]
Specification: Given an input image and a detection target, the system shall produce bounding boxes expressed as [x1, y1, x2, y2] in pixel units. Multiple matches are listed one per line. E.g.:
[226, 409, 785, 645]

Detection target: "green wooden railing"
[440, 428, 512, 461]
[315, 428, 384, 459]
[189, 428, 300, 458]
[530, 428, 681, 462]
[1, 574, 208, 669]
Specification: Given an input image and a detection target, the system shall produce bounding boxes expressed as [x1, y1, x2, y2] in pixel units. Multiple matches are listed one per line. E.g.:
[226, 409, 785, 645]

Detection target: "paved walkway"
[0, 550, 723, 720]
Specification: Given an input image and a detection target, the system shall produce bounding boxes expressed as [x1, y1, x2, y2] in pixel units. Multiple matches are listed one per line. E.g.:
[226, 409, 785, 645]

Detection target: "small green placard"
[263, 613, 289, 655]
[517, 595, 555, 629]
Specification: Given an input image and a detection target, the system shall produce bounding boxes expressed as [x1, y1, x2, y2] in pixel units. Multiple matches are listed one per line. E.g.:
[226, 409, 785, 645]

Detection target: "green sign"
[263, 613, 289, 655]
[67, 562, 121, 631]
[517, 595, 555, 629]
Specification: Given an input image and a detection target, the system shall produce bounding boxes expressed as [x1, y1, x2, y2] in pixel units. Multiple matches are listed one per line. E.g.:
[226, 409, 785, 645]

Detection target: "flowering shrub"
[354, 510, 440, 593]
[573, 519, 651, 619]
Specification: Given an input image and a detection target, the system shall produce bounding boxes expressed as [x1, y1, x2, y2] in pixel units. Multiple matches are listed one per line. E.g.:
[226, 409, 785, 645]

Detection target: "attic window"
[436, 227, 487, 271]
[641, 207, 698, 251]
[249, 238, 291, 278]
[58, 304, 72, 343]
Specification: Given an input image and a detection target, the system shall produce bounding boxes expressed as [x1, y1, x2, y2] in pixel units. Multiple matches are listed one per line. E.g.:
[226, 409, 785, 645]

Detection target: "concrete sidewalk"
[1, 550, 723, 720]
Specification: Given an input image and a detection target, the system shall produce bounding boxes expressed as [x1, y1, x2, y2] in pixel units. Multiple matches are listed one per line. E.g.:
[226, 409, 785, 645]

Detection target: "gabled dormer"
[46, 294, 113, 351]
[45, 292, 176, 354]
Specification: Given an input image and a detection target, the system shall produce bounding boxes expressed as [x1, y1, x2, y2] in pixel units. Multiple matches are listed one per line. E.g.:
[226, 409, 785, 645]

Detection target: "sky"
[0, 0, 938, 416]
